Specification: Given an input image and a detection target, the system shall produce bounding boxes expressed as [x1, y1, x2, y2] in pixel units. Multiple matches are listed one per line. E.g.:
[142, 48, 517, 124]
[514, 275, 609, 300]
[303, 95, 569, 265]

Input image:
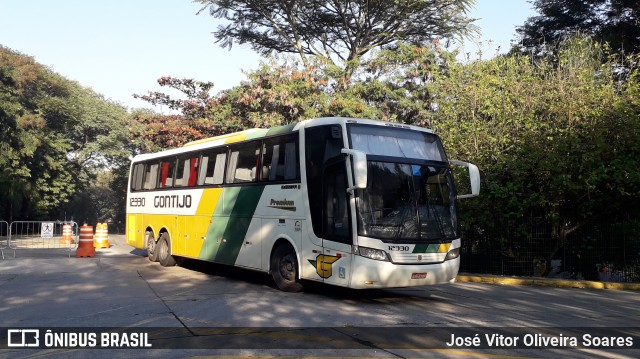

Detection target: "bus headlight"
[445, 247, 460, 261]
[354, 246, 390, 262]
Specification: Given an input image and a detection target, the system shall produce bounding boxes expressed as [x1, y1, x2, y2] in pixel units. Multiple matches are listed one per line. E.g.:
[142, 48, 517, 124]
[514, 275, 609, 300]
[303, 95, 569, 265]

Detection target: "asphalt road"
[1, 235, 638, 358]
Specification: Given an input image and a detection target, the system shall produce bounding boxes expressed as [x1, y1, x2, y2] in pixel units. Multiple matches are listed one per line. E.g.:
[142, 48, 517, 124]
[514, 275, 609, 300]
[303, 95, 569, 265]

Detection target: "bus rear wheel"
[270, 243, 303, 292]
[157, 233, 176, 267]
[146, 231, 158, 262]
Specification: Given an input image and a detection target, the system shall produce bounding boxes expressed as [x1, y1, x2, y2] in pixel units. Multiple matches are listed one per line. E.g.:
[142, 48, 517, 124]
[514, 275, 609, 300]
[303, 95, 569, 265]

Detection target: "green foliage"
[134, 77, 214, 120]
[131, 78, 220, 151]
[207, 58, 382, 130]
[0, 46, 131, 222]
[427, 37, 640, 270]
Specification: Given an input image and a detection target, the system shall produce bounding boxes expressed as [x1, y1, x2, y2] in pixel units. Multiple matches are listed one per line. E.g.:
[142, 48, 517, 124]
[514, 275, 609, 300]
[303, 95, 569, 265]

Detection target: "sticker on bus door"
[308, 254, 341, 279]
[319, 247, 351, 285]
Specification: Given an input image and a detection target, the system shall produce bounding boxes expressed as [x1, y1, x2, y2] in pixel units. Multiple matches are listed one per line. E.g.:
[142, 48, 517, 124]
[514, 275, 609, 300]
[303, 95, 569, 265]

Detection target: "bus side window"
[227, 142, 261, 183]
[261, 134, 300, 182]
[323, 161, 351, 244]
[305, 125, 345, 238]
[198, 151, 226, 185]
[260, 142, 277, 181]
[284, 141, 299, 180]
[176, 155, 199, 187]
[187, 157, 199, 186]
[159, 158, 176, 188]
[143, 163, 159, 190]
[132, 163, 144, 191]
[175, 157, 185, 187]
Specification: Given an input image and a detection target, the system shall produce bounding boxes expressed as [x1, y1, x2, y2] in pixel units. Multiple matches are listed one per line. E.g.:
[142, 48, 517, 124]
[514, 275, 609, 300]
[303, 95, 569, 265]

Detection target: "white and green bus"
[126, 117, 479, 291]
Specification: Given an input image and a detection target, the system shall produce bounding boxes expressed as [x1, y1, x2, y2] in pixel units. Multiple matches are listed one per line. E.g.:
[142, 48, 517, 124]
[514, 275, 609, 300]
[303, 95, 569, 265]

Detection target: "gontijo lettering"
[154, 194, 192, 208]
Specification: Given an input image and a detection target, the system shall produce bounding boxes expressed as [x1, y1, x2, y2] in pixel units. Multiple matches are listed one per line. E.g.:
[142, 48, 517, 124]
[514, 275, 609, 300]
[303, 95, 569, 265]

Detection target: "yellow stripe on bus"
[183, 128, 262, 146]
[179, 188, 224, 258]
[196, 188, 222, 216]
[438, 243, 451, 253]
[223, 131, 255, 144]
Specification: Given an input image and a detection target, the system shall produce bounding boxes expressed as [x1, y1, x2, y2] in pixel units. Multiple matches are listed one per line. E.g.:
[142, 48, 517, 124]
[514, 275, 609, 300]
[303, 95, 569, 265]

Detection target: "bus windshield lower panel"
[356, 161, 458, 243]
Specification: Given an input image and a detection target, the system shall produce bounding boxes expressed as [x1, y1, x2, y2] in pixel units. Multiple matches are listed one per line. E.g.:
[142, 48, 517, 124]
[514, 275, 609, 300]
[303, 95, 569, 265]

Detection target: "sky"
[0, 0, 535, 111]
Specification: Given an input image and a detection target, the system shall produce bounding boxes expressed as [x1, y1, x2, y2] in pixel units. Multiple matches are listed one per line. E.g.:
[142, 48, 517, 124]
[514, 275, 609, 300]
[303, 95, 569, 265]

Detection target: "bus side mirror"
[450, 160, 480, 199]
[341, 149, 368, 191]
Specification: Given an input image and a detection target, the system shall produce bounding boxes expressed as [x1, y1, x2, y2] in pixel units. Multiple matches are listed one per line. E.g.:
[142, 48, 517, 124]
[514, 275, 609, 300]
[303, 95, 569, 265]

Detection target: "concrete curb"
[457, 273, 640, 291]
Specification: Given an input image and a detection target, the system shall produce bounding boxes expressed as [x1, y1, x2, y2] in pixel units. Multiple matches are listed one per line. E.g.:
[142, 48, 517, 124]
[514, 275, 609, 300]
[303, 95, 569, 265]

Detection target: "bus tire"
[157, 233, 176, 267]
[270, 243, 303, 292]
[146, 231, 158, 262]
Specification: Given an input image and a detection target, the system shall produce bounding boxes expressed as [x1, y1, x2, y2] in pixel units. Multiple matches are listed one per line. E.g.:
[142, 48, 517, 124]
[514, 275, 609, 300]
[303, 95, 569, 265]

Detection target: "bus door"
[319, 159, 353, 286]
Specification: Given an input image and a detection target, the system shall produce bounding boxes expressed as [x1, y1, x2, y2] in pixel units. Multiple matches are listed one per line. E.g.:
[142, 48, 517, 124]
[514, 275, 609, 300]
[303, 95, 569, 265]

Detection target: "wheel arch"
[146, 226, 172, 249]
[268, 236, 300, 275]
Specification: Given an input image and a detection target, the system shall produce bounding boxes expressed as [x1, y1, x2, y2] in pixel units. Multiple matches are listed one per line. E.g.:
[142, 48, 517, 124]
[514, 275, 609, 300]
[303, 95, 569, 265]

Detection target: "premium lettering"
[268, 198, 296, 211]
[270, 199, 294, 207]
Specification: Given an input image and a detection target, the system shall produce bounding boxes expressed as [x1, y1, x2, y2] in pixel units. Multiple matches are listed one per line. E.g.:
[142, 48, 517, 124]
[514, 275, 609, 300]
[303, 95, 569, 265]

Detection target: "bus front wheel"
[270, 243, 303, 292]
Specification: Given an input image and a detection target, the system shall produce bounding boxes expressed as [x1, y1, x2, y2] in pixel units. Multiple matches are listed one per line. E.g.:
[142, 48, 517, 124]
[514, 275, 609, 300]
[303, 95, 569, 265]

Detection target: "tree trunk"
[542, 222, 566, 277]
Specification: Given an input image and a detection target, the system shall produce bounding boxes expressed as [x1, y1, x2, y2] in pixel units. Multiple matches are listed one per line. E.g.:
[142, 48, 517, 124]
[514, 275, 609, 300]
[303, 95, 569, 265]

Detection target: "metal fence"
[460, 219, 640, 283]
[4, 221, 79, 258]
[0, 221, 8, 259]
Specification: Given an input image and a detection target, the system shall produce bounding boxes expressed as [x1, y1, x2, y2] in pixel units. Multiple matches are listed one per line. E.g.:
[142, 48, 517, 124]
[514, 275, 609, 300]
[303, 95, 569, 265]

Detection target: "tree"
[196, 0, 477, 82]
[516, 0, 640, 56]
[133, 76, 215, 120]
[428, 37, 640, 276]
[131, 77, 221, 150]
[0, 46, 131, 221]
[1, 46, 79, 219]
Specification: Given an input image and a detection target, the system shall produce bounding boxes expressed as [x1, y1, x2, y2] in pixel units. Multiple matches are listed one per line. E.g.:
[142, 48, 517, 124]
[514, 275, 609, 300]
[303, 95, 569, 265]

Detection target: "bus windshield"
[348, 124, 457, 243]
[356, 162, 458, 243]
[349, 124, 446, 162]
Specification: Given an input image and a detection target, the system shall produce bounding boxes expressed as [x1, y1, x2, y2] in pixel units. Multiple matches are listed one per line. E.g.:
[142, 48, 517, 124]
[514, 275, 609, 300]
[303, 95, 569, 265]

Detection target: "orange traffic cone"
[76, 224, 95, 257]
[59, 223, 75, 244]
[94, 222, 110, 248]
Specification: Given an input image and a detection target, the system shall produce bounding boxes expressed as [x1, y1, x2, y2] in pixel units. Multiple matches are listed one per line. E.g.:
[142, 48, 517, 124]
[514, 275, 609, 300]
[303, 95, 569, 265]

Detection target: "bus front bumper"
[349, 256, 460, 289]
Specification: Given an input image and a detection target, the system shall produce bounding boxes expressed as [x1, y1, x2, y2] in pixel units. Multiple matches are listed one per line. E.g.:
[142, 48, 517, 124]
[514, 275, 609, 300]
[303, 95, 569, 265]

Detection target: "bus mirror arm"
[450, 160, 480, 199]
[341, 149, 368, 192]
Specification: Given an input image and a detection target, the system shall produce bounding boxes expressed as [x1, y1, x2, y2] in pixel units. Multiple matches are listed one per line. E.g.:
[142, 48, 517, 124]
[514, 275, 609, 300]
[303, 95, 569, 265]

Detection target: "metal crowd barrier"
[7, 221, 79, 258]
[0, 221, 8, 259]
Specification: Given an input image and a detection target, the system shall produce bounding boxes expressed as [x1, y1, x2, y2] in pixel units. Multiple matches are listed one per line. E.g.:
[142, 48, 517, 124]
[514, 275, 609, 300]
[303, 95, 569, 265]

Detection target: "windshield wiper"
[425, 171, 447, 241]
[395, 176, 420, 241]
[393, 206, 409, 240]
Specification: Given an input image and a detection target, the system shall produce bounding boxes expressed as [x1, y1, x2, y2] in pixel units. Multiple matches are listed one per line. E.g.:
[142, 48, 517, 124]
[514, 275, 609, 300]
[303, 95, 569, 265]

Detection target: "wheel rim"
[279, 253, 296, 281]
[147, 237, 155, 255]
[159, 239, 168, 259]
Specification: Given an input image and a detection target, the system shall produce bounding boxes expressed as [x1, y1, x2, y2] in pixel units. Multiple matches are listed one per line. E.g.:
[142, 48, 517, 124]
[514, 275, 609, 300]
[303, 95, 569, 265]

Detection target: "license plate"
[411, 272, 427, 279]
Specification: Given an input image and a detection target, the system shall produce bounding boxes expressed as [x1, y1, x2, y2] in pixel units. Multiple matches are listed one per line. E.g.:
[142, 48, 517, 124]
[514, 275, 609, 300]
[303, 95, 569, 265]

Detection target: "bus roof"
[131, 117, 435, 162]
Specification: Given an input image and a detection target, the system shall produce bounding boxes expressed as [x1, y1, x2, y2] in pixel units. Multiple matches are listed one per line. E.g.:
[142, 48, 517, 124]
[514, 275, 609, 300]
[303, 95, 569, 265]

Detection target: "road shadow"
[166, 257, 437, 303]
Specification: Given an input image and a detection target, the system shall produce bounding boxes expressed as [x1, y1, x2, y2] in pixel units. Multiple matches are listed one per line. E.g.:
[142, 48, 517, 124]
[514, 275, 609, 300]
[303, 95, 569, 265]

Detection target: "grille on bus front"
[388, 252, 446, 264]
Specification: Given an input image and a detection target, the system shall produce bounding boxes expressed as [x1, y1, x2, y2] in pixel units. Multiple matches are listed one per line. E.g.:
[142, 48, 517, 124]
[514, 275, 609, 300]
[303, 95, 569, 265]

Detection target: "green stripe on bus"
[243, 124, 296, 140]
[200, 186, 265, 265]
[266, 123, 296, 136]
[412, 243, 442, 253]
[200, 216, 229, 260]
[244, 128, 269, 140]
